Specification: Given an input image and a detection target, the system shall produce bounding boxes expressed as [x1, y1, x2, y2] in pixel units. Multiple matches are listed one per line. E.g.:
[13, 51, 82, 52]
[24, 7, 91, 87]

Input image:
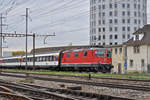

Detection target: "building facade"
[90, 0, 147, 46]
[106, 45, 126, 74]
[126, 25, 150, 73]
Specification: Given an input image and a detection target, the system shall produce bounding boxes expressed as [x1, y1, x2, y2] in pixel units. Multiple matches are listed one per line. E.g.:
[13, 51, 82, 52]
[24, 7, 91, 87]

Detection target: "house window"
[134, 46, 140, 53]
[127, 27, 130, 32]
[134, 12, 137, 17]
[115, 27, 118, 32]
[127, 11, 130, 16]
[122, 27, 126, 31]
[109, 27, 113, 32]
[109, 35, 113, 39]
[134, 4, 137, 9]
[127, 4, 130, 8]
[122, 4, 125, 8]
[109, 4, 112, 8]
[114, 19, 118, 24]
[115, 4, 117, 8]
[122, 19, 125, 24]
[99, 28, 101, 32]
[115, 42, 118, 45]
[99, 20, 101, 25]
[115, 35, 118, 39]
[109, 19, 113, 24]
[102, 5, 105, 9]
[122, 34, 126, 39]
[127, 19, 130, 23]
[122, 11, 125, 16]
[128, 34, 130, 39]
[103, 28, 105, 32]
[109, 12, 113, 16]
[119, 48, 122, 53]
[141, 59, 145, 67]
[103, 43, 105, 45]
[134, 19, 137, 24]
[115, 48, 117, 54]
[135, 35, 139, 40]
[102, 12, 105, 16]
[130, 60, 134, 67]
[98, 35, 101, 40]
[103, 35, 105, 39]
[103, 20, 105, 24]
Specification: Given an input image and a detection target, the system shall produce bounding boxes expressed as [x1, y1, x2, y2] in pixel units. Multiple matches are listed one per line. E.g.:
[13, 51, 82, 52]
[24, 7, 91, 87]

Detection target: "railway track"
[1, 72, 150, 92]
[0, 81, 77, 100]
[2, 71, 150, 82]
[0, 91, 32, 100]
[0, 80, 133, 100]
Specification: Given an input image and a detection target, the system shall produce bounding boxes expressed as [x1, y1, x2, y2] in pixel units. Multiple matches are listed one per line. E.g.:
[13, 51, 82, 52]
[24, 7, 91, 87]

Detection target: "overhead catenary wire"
[0, 0, 16, 13]
[5, 0, 88, 23]
[31, 0, 88, 18]
[2, 0, 89, 41]
[6, 0, 89, 32]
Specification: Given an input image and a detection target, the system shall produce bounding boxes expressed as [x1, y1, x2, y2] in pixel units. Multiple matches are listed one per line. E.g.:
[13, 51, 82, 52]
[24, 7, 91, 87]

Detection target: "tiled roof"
[125, 24, 150, 46]
[133, 24, 150, 35]
[30, 45, 103, 54]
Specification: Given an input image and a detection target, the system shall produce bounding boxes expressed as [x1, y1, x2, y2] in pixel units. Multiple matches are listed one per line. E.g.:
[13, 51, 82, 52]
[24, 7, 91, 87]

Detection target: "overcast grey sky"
[0, 0, 150, 51]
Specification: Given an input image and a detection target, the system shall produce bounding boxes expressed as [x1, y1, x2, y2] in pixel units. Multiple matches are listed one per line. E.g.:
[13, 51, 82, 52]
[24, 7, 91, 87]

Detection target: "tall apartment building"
[90, 0, 147, 46]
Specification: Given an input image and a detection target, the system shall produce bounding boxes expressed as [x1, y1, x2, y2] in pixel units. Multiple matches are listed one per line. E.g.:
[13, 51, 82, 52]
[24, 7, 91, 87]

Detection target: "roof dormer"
[133, 33, 144, 41]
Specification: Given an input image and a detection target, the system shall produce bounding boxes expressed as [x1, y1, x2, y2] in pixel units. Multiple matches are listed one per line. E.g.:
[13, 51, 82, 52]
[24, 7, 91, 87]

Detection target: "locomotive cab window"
[83, 51, 87, 56]
[74, 52, 79, 57]
[67, 53, 71, 58]
[107, 51, 112, 58]
[95, 51, 104, 57]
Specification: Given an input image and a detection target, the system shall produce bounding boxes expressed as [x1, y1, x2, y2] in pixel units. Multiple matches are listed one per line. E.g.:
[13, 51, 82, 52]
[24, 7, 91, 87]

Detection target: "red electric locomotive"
[59, 48, 113, 73]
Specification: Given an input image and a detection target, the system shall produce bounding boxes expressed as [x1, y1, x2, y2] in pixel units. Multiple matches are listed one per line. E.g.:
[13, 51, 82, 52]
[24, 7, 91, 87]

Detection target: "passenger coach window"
[46, 56, 49, 61]
[83, 51, 87, 56]
[43, 56, 46, 61]
[95, 51, 105, 57]
[67, 53, 71, 58]
[40, 57, 43, 61]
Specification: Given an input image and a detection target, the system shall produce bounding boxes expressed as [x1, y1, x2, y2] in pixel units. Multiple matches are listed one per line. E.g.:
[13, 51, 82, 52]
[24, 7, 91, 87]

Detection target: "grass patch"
[2, 69, 150, 80]
[19, 77, 34, 83]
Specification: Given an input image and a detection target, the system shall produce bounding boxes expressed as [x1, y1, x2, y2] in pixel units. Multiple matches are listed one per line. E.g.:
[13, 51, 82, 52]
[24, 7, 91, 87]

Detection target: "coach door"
[147, 64, 150, 73]
[118, 63, 122, 74]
